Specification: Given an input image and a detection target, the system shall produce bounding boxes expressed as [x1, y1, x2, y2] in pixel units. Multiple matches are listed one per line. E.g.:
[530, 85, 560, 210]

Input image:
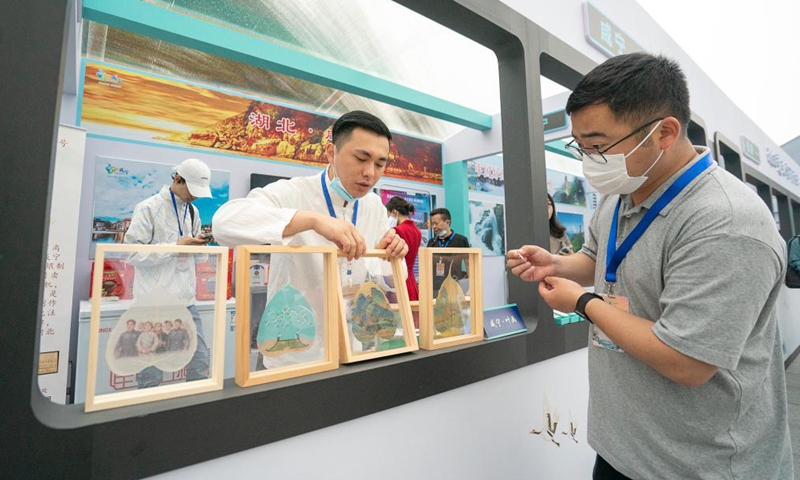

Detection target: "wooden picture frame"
[338, 249, 419, 363]
[418, 247, 484, 350]
[234, 245, 340, 387]
[86, 244, 229, 412]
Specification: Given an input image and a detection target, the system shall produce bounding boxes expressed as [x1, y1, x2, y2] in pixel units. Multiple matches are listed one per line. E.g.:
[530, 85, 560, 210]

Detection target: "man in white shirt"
[213, 111, 408, 367]
[124, 157, 213, 387]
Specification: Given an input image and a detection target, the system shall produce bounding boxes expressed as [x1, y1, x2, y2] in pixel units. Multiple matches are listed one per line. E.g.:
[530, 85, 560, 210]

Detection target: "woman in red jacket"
[385, 196, 422, 326]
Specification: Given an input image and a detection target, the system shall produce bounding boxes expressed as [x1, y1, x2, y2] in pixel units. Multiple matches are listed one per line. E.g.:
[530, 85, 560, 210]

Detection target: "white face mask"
[328, 165, 356, 202]
[387, 216, 398, 228]
[581, 121, 664, 195]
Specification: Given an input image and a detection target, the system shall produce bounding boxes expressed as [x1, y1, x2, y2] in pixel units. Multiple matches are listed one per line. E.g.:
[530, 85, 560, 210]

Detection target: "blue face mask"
[328, 166, 356, 203]
[436, 228, 449, 238]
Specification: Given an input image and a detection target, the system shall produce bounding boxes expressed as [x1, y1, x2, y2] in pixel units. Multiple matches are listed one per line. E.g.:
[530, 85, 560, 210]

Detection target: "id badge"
[436, 259, 445, 277]
[591, 294, 629, 353]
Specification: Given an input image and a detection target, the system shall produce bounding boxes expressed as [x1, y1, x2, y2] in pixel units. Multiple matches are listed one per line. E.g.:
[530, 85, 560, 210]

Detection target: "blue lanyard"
[320, 172, 359, 225]
[605, 153, 714, 289]
[437, 232, 455, 248]
[169, 189, 190, 237]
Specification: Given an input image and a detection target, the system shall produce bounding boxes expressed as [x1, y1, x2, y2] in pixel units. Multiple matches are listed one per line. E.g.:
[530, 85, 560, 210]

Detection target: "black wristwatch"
[574, 292, 602, 324]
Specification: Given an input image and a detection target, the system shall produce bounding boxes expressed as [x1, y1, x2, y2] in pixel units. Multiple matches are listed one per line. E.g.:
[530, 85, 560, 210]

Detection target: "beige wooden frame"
[234, 245, 340, 387]
[338, 249, 419, 363]
[418, 247, 484, 350]
[85, 244, 229, 412]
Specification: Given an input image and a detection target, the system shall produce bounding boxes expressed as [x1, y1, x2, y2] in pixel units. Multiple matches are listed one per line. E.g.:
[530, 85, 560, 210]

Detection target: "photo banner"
[81, 60, 443, 184]
[468, 200, 506, 256]
[467, 155, 504, 197]
[546, 168, 587, 207]
[91, 157, 230, 253]
[559, 212, 585, 251]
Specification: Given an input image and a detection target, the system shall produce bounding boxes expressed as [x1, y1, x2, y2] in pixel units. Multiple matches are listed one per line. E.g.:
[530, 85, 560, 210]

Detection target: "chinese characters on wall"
[41, 243, 66, 337]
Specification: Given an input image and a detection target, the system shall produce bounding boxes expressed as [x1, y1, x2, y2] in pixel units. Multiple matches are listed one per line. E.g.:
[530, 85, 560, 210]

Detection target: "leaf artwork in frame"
[234, 245, 339, 387]
[337, 250, 418, 363]
[105, 290, 198, 376]
[419, 247, 484, 351]
[257, 284, 317, 357]
[86, 243, 228, 412]
[349, 278, 406, 352]
[433, 264, 468, 339]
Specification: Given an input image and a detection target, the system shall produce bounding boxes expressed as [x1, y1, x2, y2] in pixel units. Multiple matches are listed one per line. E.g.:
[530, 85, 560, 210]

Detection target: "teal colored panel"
[553, 311, 583, 326]
[82, 0, 492, 131]
[169, 0, 300, 48]
[544, 139, 577, 159]
[443, 161, 469, 237]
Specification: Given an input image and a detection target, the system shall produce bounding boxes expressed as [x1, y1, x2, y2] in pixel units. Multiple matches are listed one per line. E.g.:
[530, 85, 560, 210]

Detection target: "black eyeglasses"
[565, 118, 664, 164]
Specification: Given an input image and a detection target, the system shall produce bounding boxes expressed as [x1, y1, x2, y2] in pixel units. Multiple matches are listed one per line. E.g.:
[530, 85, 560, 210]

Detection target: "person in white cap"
[123, 158, 213, 388]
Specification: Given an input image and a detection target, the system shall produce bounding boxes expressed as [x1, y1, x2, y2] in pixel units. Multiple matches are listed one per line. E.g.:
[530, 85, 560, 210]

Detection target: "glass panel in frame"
[418, 248, 484, 350]
[235, 245, 339, 387]
[339, 250, 418, 363]
[85, 244, 228, 412]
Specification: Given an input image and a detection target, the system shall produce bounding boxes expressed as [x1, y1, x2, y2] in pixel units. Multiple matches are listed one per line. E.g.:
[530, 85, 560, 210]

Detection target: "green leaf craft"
[349, 280, 405, 350]
[433, 265, 467, 339]
[257, 285, 316, 358]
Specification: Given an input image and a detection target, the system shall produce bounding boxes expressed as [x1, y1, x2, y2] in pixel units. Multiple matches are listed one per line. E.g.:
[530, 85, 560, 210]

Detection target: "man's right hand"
[313, 215, 367, 261]
[177, 234, 210, 246]
[507, 245, 557, 283]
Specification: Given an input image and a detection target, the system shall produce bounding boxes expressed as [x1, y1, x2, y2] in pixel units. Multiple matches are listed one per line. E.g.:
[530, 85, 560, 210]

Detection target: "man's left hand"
[376, 228, 408, 259]
[537, 276, 587, 313]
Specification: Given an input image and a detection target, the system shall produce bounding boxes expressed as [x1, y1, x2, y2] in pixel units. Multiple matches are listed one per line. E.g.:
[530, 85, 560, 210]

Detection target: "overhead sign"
[766, 148, 799, 186]
[82, 60, 444, 185]
[543, 109, 568, 134]
[583, 2, 645, 57]
[741, 136, 761, 164]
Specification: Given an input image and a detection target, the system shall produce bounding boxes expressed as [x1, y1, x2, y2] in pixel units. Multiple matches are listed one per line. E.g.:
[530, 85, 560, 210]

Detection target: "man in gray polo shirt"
[508, 53, 792, 479]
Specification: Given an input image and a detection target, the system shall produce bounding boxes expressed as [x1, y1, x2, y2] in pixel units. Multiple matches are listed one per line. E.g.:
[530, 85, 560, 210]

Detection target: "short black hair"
[385, 196, 415, 216]
[431, 208, 451, 222]
[566, 53, 690, 137]
[332, 110, 392, 149]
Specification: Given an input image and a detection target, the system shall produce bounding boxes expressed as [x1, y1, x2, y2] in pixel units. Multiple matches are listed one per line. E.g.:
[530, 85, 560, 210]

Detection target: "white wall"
[149, 348, 595, 480]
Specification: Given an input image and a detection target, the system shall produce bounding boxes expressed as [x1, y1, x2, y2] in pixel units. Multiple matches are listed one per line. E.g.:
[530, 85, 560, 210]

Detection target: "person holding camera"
[547, 193, 573, 255]
[124, 157, 214, 387]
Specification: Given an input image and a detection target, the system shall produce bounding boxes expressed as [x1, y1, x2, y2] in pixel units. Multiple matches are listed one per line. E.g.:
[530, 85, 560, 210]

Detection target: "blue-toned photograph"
[546, 169, 586, 207]
[467, 155, 505, 196]
[468, 200, 505, 256]
[558, 212, 585, 251]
